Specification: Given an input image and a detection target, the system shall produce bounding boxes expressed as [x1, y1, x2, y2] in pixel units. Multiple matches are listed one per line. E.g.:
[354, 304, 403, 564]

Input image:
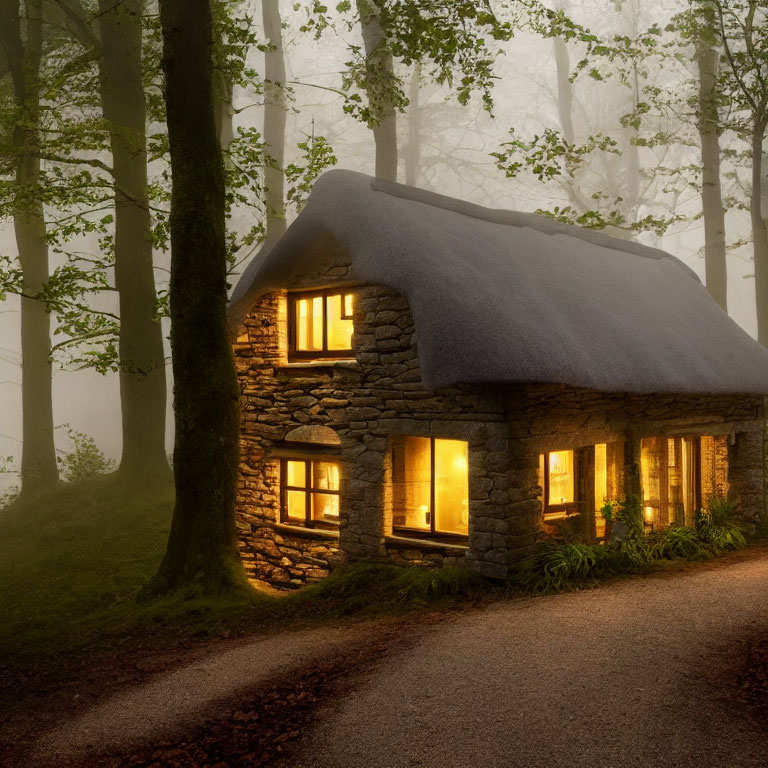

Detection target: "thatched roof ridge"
[230, 170, 768, 395]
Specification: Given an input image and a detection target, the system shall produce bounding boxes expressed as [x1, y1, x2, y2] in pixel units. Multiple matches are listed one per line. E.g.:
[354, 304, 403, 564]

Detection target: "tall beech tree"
[711, 0, 768, 342]
[262, 0, 288, 244]
[150, 0, 247, 594]
[302, 0, 512, 182]
[96, 0, 168, 477]
[0, 0, 59, 495]
[356, 0, 398, 180]
[53, 0, 169, 478]
[695, 1, 727, 311]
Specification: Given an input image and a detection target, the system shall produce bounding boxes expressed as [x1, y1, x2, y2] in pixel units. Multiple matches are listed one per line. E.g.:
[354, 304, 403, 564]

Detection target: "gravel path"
[34, 622, 383, 762]
[283, 556, 768, 768]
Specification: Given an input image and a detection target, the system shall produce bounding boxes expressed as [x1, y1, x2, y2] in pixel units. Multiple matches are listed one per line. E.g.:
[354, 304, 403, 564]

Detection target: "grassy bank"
[0, 476, 486, 668]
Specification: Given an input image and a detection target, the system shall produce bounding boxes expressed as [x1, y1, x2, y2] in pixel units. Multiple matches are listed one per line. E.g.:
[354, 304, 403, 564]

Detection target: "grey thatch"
[230, 170, 768, 395]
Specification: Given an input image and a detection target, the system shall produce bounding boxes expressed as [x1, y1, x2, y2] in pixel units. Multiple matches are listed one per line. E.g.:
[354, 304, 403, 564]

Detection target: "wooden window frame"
[280, 457, 341, 529]
[543, 450, 581, 519]
[391, 437, 469, 542]
[288, 289, 354, 360]
[641, 436, 702, 528]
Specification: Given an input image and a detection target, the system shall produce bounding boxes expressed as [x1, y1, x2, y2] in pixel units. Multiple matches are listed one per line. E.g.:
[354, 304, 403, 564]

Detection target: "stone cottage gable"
[230, 171, 768, 589]
[234, 262, 765, 588]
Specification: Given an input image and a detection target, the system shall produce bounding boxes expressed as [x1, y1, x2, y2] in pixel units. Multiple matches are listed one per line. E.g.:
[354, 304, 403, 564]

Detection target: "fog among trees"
[1, 0, 765, 495]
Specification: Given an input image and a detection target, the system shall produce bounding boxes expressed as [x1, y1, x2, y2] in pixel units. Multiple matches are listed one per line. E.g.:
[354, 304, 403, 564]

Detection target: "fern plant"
[647, 525, 709, 560]
[695, 494, 746, 554]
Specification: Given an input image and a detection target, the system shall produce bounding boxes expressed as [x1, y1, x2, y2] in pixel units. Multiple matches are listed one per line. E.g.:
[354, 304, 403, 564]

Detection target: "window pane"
[681, 437, 696, 526]
[286, 460, 306, 488]
[296, 296, 323, 351]
[548, 451, 574, 505]
[312, 461, 339, 491]
[594, 443, 607, 538]
[326, 293, 354, 351]
[344, 293, 353, 317]
[700, 435, 716, 501]
[392, 436, 431, 530]
[286, 490, 306, 521]
[667, 437, 685, 525]
[434, 439, 469, 535]
[312, 492, 339, 521]
[641, 438, 662, 528]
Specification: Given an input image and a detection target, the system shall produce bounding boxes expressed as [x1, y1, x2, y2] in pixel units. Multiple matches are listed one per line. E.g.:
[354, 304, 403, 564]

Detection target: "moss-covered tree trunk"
[0, 0, 59, 496]
[151, 0, 247, 594]
[97, 0, 169, 479]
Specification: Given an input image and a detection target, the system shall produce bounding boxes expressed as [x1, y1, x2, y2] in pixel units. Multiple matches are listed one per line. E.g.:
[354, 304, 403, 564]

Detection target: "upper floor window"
[288, 289, 354, 359]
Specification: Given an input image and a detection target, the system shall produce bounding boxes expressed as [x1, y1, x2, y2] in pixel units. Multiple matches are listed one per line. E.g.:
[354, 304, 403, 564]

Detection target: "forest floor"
[4, 546, 768, 768]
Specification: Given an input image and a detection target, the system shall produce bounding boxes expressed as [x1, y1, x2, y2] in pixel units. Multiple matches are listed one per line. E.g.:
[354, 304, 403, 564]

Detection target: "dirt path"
[33, 620, 392, 764]
[31, 552, 768, 767]
[279, 555, 768, 768]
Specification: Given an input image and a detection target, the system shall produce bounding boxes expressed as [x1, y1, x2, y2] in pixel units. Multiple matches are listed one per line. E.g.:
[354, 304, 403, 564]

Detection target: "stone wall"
[234, 264, 766, 587]
[729, 429, 766, 522]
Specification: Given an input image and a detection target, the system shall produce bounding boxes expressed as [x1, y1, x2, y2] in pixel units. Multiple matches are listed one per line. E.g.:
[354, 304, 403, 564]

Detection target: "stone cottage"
[228, 170, 768, 588]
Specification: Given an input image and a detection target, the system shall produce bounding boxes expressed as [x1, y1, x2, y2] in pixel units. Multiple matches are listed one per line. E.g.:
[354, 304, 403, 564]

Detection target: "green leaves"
[286, 134, 338, 211]
[493, 127, 620, 183]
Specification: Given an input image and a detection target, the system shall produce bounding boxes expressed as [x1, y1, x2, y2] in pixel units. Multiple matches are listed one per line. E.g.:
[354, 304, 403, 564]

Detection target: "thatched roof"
[230, 170, 768, 395]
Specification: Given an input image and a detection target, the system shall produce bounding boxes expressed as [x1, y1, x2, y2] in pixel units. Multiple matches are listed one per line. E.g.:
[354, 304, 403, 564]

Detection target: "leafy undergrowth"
[513, 520, 750, 595]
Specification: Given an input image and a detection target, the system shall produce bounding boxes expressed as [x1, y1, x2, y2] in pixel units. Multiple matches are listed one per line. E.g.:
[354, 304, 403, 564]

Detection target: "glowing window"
[391, 436, 469, 537]
[548, 450, 574, 505]
[290, 289, 354, 358]
[281, 458, 340, 527]
[641, 436, 700, 528]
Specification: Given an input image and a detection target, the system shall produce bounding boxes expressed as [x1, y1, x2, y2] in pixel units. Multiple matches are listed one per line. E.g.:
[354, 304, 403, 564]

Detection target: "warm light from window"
[326, 293, 354, 350]
[295, 292, 354, 353]
[548, 450, 574, 505]
[391, 437, 468, 535]
[434, 439, 469, 535]
[296, 297, 323, 351]
[282, 459, 341, 526]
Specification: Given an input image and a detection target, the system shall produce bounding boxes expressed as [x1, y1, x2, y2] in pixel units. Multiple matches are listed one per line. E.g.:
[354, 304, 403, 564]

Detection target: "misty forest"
[4, 1, 768, 766]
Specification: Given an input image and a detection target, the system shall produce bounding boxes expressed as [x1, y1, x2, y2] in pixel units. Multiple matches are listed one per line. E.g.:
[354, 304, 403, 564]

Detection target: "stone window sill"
[384, 534, 469, 552]
[273, 522, 340, 540]
[278, 359, 359, 371]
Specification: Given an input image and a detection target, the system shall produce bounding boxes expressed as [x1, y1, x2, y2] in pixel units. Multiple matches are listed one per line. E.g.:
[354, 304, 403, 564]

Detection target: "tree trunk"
[404, 62, 421, 187]
[0, 0, 59, 495]
[150, 0, 247, 594]
[357, 0, 397, 181]
[262, 0, 287, 244]
[553, 37, 574, 145]
[696, 6, 727, 311]
[751, 123, 768, 345]
[97, 0, 169, 479]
